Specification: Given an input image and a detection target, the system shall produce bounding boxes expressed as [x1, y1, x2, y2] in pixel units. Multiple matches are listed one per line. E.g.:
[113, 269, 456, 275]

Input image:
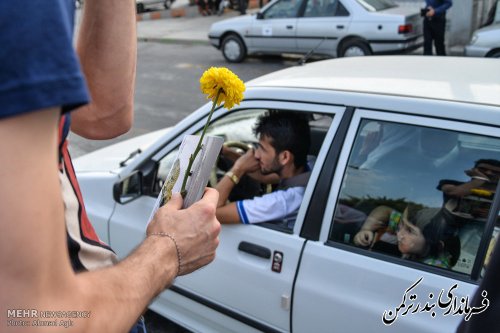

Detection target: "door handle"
[336, 25, 344, 29]
[286, 25, 294, 29]
[238, 241, 271, 259]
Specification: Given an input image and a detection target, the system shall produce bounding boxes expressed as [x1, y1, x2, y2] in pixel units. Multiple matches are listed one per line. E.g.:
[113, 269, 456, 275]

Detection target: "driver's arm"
[216, 203, 241, 224]
[215, 149, 260, 223]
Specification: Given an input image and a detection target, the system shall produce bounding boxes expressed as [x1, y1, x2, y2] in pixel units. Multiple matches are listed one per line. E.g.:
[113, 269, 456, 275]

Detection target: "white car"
[208, 0, 423, 62]
[75, 56, 500, 333]
[464, 23, 500, 58]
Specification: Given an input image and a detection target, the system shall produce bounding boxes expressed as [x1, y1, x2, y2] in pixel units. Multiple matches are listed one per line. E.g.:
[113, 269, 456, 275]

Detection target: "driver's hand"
[234, 149, 260, 174]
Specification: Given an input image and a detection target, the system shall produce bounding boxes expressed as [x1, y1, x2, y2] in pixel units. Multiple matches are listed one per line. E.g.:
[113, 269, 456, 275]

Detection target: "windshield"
[355, 0, 397, 11]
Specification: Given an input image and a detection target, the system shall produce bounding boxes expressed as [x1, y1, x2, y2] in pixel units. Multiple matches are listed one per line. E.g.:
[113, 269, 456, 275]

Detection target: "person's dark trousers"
[423, 16, 447, 56]
[238, 0, 247, 14]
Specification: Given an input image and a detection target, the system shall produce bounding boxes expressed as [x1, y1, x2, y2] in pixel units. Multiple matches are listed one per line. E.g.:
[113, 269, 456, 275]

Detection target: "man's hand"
[147, 189, 221, 276]
[233, 149, 260, 174]
[426, 6, 435, 17]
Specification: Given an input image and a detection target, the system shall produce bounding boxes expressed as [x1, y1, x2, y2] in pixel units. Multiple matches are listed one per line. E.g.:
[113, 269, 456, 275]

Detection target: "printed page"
[148, 135, 224, 223]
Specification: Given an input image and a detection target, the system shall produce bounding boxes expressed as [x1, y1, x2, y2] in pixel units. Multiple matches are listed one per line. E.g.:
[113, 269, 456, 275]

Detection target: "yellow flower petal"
[200, 67, 245, 110]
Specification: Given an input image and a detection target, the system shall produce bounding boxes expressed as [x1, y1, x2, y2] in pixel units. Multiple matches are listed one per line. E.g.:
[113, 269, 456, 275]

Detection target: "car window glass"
[304, 0, 348, 17]
[355, 0, 396, 12]
[264, 0, 302, 18]
[329, 119, 500, 277]
[335, 1, 349, 16]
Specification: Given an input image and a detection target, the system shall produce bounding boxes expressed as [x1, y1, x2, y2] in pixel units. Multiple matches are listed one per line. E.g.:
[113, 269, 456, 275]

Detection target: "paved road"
[69, 40, 298, 158]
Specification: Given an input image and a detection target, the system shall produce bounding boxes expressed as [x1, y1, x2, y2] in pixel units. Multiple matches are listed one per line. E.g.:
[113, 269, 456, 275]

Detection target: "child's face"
[397, 211, 426, 255]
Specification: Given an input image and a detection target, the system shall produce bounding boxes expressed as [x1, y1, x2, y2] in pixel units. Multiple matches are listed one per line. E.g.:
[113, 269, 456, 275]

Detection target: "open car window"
[264, 0, 303, 19]
[154, 109, 333, 232]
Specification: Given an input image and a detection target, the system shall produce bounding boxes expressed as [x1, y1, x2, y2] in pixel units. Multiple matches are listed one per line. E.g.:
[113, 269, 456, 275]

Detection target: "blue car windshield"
[355, 0, 397, 11]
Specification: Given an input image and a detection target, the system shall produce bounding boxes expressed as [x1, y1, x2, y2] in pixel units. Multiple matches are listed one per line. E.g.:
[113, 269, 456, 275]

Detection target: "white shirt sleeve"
[236, 187, 305, 224]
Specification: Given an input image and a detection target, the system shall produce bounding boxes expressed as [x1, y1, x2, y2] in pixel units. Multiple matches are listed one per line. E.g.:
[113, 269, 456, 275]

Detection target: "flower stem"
[180, 88, 222, 198]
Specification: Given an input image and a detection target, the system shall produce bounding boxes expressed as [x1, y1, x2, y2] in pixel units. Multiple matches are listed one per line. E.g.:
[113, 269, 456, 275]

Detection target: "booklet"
[148, 135, 224, 222]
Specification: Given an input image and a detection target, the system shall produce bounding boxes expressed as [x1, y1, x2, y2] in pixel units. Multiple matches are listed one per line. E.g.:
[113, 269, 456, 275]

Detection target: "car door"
[134, 101, 344, 333]
[295, 0, 351, 55]
[249, 0, 302, 53]
[292, 109, 500, 332]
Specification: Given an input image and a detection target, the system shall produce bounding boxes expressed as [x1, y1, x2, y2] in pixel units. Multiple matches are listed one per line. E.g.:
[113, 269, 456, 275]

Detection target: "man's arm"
[215, 149, 260, 224]
[0, 108, 220, 332]
[353, 206, 391, 247]
[71, 0, 137, 139]
[216, 149, 259, 208]
[216, 202, 241, 224]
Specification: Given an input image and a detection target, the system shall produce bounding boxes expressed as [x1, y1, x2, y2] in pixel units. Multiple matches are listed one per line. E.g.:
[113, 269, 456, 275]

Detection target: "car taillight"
[398, 24, 413, 34]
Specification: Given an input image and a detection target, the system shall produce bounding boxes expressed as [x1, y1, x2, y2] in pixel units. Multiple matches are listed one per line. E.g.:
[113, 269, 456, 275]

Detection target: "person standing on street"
[422, 0, 452, 55]
[238, 0, 248, 14]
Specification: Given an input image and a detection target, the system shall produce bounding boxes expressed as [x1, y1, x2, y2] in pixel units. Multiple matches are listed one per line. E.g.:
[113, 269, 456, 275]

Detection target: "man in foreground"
[0, 1, 220, 332]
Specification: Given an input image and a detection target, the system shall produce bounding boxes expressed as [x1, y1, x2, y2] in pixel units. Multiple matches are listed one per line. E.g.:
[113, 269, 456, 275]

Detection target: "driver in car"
[215, 111, 312, 228]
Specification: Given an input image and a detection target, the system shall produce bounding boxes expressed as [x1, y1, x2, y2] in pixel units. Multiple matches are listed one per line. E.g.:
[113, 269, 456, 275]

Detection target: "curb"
[136, 4, 199, 21]
[137, 36, 210, 45]
[136, 0, 262, 21]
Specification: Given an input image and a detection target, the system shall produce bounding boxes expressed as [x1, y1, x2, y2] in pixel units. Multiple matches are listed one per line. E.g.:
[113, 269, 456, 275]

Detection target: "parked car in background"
[208, 0, 423, 62]
[136, 0, 174, 13]
[75, 56, 500, 333]
[465, 0, 500, 58]
[464, 23, 500, 58]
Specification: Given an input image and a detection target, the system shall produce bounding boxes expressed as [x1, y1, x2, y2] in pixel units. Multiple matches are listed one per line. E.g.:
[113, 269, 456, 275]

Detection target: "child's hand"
[354, 230, 374, 247]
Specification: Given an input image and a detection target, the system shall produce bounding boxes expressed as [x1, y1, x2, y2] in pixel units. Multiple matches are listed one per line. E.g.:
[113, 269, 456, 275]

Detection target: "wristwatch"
[225, 171, 239, 185]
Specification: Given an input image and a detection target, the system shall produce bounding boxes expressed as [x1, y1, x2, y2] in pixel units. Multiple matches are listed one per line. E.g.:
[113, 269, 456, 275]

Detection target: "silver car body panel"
[464, 23, 500, 57]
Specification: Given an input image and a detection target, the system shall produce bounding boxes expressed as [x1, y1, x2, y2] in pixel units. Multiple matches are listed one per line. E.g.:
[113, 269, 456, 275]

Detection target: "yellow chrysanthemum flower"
[200, 67, 245, 110]
[180, 68, 245, 195]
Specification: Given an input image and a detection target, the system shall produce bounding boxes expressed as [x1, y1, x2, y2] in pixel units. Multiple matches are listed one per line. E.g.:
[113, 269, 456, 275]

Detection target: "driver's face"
[255, 135, 282, 176]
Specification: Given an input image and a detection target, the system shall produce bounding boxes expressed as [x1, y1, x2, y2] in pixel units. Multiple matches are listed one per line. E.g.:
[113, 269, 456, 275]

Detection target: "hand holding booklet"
[148, 66, 244, 222]
[148, 135, 224, 222]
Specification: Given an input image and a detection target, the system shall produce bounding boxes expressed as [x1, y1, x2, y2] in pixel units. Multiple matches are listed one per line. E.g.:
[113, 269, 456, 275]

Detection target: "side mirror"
[113, 171, 143, 204]
[257, 12, 264, 19]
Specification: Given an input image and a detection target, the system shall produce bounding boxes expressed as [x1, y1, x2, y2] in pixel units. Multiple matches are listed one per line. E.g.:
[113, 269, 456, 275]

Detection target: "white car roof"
[247, 56, 500, 107]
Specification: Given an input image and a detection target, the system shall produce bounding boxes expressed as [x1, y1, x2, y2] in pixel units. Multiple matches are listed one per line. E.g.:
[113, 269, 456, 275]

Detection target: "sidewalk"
[136, 0, 258, 45]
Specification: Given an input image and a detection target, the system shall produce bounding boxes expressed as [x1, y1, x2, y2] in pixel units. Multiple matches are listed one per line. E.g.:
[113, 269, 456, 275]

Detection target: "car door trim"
[300, 106, 355, 241]
[246, 34, 338, 40]
[169, 285, 284, 333]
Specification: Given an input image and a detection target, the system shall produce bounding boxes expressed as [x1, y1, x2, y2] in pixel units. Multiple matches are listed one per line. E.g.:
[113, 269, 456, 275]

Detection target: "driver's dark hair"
[474, 159, 500, 168]
[253, 111, 310, 169]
